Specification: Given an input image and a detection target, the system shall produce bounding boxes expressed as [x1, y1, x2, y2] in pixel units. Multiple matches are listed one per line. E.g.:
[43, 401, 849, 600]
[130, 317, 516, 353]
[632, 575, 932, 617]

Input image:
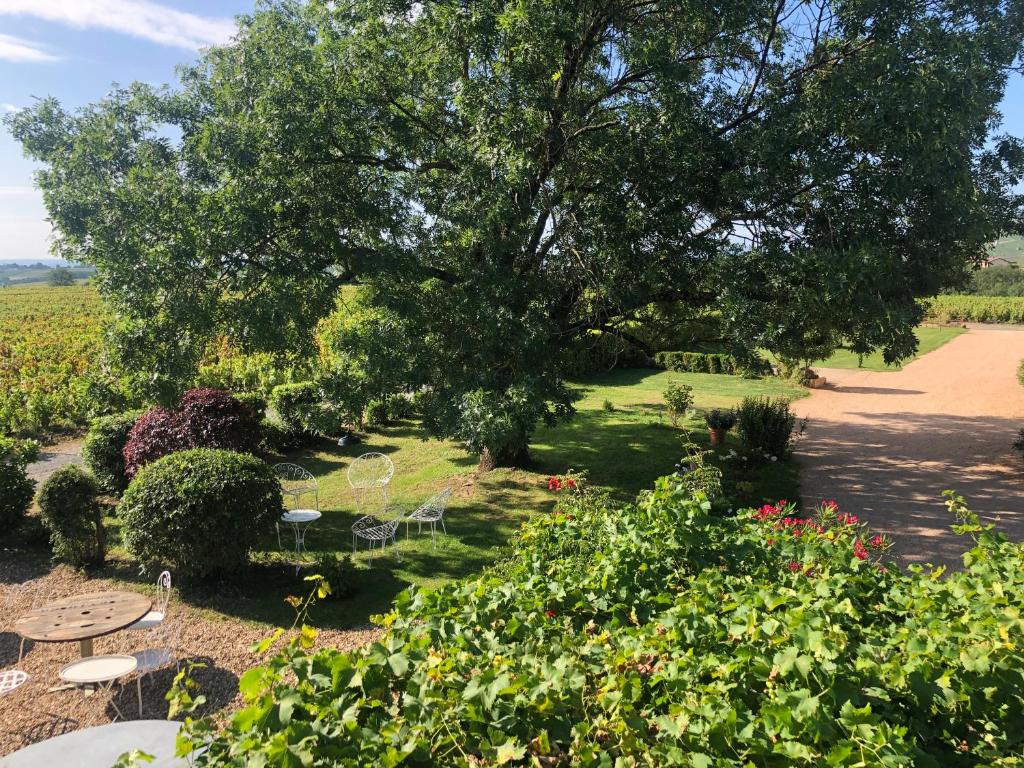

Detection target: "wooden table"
[14, 591, 152, 657]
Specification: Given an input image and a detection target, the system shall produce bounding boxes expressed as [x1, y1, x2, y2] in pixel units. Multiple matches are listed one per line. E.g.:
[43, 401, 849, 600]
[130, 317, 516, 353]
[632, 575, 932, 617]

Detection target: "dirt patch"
[792, 326, 1024, 568]
[0, 557, 381, 757]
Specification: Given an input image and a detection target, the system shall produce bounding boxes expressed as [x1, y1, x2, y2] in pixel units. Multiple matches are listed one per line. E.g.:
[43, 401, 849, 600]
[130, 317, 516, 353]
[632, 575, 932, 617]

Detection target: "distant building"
[981, 256, 1014, 269]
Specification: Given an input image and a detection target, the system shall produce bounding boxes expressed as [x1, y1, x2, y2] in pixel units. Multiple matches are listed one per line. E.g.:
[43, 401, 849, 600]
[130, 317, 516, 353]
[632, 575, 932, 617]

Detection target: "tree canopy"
[7, 0, 1024, 463]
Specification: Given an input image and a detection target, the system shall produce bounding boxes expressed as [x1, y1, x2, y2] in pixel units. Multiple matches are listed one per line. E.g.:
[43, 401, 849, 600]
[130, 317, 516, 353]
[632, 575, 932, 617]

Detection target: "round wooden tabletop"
[14, 591, 152, 645]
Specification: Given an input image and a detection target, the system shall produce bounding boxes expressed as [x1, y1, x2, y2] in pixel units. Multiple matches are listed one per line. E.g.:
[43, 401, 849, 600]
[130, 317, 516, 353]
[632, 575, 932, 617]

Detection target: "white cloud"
[0, 186, 37, 196]
[0, 0, 237, 51]
[0, 32, 59, 62]
[2, 103, 22, 113]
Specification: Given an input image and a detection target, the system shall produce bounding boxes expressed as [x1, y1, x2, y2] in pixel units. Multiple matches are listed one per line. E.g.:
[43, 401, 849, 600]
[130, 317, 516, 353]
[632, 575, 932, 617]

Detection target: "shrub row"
[654, 350, 771, 376]
[923, 295, 1024, 324]
[183, 479, 1024, 766]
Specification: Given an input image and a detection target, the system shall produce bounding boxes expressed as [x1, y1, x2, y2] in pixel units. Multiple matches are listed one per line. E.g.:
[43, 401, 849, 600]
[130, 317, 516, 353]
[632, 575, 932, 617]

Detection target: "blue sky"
[0, 0, 1022, 262]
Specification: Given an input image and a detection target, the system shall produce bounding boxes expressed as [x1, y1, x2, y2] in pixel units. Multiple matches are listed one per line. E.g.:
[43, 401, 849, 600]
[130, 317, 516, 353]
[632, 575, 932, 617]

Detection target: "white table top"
[1, 719, 185, 767]
[281, 509, 322, 523]
[59, 654, 137, 684]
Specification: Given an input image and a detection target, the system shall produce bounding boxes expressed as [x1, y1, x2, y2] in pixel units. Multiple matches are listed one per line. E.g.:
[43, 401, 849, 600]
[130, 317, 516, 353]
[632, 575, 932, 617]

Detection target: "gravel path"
[25, 438, 84, 483]
[0, 558, 381, 757]
[792, 326, 1024, 568]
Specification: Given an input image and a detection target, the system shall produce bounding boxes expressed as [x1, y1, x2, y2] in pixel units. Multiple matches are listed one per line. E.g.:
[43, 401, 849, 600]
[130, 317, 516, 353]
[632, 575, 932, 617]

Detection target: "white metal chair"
[347, 452, 394, 515]
[131, 619, 180, 689]
[273, 463, 319, 510]
[127, 571, 171, 632]
[352, 514, 402, 562]
[0, 669, 29, 698]
[406, 487, 453, 548]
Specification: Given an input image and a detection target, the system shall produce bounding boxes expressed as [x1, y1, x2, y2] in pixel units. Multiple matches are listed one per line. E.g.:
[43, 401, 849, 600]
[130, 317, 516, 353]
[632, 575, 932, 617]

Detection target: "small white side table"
[59, 654, 141, 719]
[280, 509, 322, 574]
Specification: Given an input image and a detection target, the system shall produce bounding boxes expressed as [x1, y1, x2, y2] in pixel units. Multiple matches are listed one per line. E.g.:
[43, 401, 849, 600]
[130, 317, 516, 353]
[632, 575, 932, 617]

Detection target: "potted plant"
[704, 409, 737, 447]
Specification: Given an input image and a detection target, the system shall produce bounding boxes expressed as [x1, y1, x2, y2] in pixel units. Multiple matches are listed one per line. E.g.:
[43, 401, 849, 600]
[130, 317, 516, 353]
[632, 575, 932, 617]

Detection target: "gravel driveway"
[792, 326, 1024, 568]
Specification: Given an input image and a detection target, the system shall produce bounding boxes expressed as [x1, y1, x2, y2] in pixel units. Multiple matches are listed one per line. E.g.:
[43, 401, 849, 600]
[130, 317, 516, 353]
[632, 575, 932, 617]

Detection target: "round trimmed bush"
[119, 449, 282, 580]
[0, 437, 38, 534]
[123, 406, 181, 479]
[37, 465, 105, 567]
[82, 410, 143, 494]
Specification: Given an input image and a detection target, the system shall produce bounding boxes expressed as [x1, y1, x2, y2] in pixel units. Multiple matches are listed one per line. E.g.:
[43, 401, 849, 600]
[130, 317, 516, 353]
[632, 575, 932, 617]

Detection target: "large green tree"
[7, 0, 1024, 466]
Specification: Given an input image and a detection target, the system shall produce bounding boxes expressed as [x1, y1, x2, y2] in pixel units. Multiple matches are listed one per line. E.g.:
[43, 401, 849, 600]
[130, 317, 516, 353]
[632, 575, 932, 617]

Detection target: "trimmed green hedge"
[181, 479, 1024, 766]
[924, 295, 1024, 324]
[654, 350, 770, 376]
[37, 464, 105, 567]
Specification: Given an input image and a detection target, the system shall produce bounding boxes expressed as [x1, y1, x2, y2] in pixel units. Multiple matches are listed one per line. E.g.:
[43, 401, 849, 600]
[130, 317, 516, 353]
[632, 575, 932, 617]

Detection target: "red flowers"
[788, 560, 802, 572]
[853, 539, 868, 560]
[838, 512, 860, 526]
[547, 474, 580, 493]
[545, 609, 556, 618]
[821, 499, 839, 513]
[869, 534, 884, 549]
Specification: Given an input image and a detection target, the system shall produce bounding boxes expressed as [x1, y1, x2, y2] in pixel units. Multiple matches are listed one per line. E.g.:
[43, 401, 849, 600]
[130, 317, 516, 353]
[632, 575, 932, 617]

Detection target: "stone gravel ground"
[0, 555, 381, 757]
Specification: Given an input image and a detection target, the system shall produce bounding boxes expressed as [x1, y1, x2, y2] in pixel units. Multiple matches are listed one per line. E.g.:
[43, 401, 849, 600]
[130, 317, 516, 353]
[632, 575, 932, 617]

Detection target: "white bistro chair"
[352, 514, 401, 563]
[127, 571, 171, 632]
[347, 452, 394, 515]
[273, 463, 319, 510]
[406, 487, 453, 548]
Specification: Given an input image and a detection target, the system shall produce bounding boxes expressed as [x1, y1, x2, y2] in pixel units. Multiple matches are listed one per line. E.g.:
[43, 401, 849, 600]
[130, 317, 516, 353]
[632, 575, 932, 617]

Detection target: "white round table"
[59, 654, 141, 719]
[280, 509, 322, 574]
[1, 719, 185, 767]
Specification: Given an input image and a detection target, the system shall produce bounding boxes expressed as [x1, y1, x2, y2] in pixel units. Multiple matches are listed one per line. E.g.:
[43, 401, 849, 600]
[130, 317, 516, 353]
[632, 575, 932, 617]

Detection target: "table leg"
[80, 637, 93, 657]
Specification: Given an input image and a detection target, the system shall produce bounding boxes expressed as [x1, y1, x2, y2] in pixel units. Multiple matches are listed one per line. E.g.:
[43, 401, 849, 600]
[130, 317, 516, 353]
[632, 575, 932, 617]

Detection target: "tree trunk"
[478, 442, 531, 472]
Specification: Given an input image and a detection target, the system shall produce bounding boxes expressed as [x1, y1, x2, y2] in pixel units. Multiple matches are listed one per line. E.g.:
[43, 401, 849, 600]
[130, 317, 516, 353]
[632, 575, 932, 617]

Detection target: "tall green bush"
[269, 382, 336, 436]
[181, 479, 1024, 766]
[120, 449, 282, 580]
[736, 396, 797, 458]
[82, 410, 142, 494]
[37, 465, 105, 567]
[0, 436, 38, 533]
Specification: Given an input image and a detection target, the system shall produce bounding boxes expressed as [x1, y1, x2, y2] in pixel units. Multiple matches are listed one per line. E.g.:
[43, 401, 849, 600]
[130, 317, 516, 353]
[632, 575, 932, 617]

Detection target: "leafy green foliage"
[0, 436, 37, 534]
[119, 449, 282, 580]
[46, 267, 75, 287]
[662, 382, 693, 427]
[964, 266, 1024, 296]
[268, 382, 336, 437]
[10, 0, 1022, 462]
[181, 477, 1024, 766]
[82, 410, 143, 494]
[924, 296, 1024, 324]
[37, 464, 105, 567]
[704, 408, 738, 431]
[736, 397, 798, 459]
[310, 552, 360, 601]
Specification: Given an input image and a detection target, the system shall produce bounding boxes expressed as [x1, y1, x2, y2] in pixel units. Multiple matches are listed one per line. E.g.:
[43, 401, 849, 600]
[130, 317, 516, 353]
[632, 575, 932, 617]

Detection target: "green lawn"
[816, 326, 964, 371]
[99, 369, 804, 629]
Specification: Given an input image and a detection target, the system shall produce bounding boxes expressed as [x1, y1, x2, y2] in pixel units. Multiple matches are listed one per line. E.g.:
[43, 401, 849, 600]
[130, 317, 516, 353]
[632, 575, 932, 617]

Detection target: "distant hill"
[989, 235, 1024, 265]
[0, 261, 96, 286]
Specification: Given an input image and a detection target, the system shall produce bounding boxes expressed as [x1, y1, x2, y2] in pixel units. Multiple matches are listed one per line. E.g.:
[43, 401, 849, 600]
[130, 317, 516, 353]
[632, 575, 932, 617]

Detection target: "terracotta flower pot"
[709, 428, 726, 447]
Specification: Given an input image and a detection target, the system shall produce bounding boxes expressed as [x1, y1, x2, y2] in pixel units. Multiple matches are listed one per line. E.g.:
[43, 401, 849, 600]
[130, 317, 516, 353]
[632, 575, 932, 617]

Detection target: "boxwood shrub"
[269, 382, 335, 436]
[37, 465, 105, 567]
[119, 448, 282, 580]
[181, 479, 1024, 766]
[82, 410, 143, 494]
[0, 436, 38, 534]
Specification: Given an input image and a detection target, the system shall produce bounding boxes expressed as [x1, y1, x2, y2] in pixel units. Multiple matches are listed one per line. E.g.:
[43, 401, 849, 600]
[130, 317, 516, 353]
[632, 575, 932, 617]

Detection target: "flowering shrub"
[545, 469, 584, 493]
[181, 481, 1024, 766]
